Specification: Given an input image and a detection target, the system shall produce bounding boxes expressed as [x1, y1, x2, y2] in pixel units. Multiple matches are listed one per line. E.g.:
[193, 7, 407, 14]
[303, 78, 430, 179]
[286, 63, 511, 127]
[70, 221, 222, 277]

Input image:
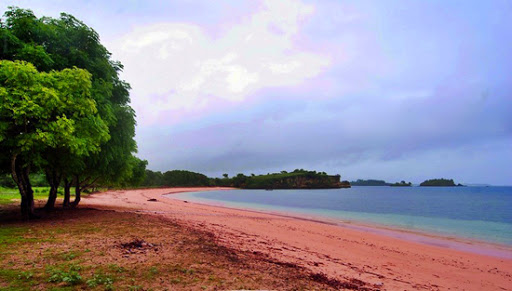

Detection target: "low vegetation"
[350, 179, 412, 186]
[0, 187, 63, 205]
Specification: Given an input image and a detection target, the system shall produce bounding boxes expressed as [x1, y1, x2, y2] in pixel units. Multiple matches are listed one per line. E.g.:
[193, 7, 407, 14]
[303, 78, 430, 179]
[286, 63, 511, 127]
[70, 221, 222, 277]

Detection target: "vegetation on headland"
[0, 7, 146, 218]
[350, 179, 390, 186]
[144, 170, 210, 187]
[350, 179, 412, 186]
[420, 178, 463, 187]
[142, 169, 350, 189]
[389, 181, 412, 187]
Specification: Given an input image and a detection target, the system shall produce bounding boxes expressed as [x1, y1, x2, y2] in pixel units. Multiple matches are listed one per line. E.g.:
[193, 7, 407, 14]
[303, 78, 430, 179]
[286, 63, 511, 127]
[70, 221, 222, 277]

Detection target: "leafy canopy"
[0, 60, 109, 161]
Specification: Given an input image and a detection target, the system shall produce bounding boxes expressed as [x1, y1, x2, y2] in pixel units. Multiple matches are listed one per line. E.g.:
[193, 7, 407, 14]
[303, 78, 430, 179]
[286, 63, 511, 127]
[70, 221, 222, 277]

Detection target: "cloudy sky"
[2, 0, 511, 185]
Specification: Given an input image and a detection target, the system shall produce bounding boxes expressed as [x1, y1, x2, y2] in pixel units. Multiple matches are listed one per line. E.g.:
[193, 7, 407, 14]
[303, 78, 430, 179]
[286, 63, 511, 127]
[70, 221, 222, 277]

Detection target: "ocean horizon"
[171, 186, 512, 246]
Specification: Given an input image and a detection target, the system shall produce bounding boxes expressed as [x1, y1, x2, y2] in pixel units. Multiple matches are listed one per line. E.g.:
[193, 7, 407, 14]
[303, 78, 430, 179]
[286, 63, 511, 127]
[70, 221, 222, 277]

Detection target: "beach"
[83, 187, 512, 290]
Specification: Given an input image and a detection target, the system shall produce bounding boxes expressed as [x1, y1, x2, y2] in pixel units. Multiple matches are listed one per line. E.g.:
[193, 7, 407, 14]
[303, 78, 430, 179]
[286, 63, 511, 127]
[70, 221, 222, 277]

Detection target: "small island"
[236, 170, 350, 189]
[420, 178, 463, 187]
[350, 179, 390, 186]
[390, 181, 412, 187]
[350, 179, 412, 186]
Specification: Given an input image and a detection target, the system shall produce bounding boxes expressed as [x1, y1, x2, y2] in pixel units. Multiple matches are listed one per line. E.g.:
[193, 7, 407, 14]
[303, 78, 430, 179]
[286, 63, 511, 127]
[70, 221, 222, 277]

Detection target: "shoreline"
[168, 190, 512, 259]
[82, 187, 512, 290]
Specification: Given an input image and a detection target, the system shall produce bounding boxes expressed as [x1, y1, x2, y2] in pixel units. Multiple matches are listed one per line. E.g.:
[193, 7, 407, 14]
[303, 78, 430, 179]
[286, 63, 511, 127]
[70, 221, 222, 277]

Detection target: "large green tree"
[1, 7, 144, 210]
[0, 60, 108, 218]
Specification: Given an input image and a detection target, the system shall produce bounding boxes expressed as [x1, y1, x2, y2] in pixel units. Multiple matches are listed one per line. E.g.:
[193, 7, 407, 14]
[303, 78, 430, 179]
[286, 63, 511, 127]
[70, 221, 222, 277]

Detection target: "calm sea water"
[171, 186, 512, 245]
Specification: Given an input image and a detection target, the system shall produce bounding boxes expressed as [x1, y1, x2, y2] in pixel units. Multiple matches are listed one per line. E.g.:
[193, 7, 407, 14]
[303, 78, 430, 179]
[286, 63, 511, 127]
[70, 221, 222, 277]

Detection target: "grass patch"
[0, 187, 21, 205]
[0, 187, 65, 205]
[60, 250, 81, 261]
[0, 268, 39, 289]
[0, 225, 38, 250]
[86, 272, 115, 290]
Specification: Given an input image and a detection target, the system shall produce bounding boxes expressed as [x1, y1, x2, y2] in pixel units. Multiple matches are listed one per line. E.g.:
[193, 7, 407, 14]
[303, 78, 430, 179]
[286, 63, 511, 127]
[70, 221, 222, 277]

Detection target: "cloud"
[109, 0, 330, 126]
[137, 71, 512, 184]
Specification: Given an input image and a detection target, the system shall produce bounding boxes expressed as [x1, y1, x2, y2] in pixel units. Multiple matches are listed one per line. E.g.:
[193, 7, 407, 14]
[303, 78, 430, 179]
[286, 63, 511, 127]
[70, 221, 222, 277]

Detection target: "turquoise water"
[171, 186, 512, 245]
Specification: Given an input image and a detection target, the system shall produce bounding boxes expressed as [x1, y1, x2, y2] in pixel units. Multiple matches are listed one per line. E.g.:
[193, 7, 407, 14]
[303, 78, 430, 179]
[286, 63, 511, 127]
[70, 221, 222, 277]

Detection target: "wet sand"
[83, 187, 512, 290]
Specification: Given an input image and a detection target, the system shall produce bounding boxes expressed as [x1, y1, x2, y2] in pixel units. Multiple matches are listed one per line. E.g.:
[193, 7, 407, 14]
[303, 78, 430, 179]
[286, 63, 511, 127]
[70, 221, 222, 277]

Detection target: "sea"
[170, 186, 512, 246]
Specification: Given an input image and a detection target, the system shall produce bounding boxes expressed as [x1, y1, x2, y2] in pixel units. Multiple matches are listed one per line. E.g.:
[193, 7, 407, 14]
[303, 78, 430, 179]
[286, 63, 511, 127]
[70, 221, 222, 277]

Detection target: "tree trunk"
[44, 169, 61, 210]
[11, 154, 36, 219]
[71, 175, 81, 207]
[63, 178, 72, 208]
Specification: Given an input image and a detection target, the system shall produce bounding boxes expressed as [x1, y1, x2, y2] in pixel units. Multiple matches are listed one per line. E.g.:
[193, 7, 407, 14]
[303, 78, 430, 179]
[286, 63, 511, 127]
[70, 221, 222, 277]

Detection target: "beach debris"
[309, 273, 375, 290]
[147, 198, 158, 202]
[119, 238, 159, 254]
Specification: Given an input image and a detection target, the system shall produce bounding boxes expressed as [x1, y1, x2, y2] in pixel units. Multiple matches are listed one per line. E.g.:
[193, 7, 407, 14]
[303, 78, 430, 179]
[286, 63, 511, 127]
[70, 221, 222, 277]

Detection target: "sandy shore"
[82, 187, 512, 291]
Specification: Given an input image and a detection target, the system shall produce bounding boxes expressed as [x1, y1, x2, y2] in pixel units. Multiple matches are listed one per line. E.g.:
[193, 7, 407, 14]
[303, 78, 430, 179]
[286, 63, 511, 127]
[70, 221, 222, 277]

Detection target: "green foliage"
[0, 224, 29, 246]
[140, 169, 347, 189]
[122, 157, 148, 187]
[0, 60, 107, 155]
[0, 186, 57, 204]
[60, 251, 80, 261]
[212, 170, 348, 189]
[86, 272, 115, 289]
[420, 178, 458, 187]
[162, 170, 210, 187]
[0, 59, 110, 197]
[29, 172, 49, 187]
[0, 268, 38, 289]
[141, 170, 210, 187]
[231, 173, 248, 188]
[107, 264, 126, 273]
[0, 6, 140, 199]
[390, 181, 412, 187]
[0, 174, 16, 188]
[142, 170, 164, 187]
[47, 265, 83, 285]
[350, 179, 390, 186]
[18, 270, 34, 280]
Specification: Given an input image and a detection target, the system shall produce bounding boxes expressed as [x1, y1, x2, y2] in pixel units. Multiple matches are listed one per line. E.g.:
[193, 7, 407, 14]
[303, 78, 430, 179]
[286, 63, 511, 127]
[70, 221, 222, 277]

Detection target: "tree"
[162, 170, 209, 187]
[123, 157, 148, 187]
[222, 173, 228, 178]
[0, 60, 108, 217]
[142, 170, 164, 187]
[232, 173, 248, 188]
[1, 7, 139, 209]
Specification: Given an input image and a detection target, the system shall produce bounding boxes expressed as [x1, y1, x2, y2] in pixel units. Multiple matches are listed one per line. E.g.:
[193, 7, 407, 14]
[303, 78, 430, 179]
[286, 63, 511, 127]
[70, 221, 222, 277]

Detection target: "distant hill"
[142, 170, 210, 187]
[390, 181, 412, 187]
[215, 170, 350, 189]
[420, 178, 462, 187]
[350, 179, 390, 186]
[350, 179, 412, 186]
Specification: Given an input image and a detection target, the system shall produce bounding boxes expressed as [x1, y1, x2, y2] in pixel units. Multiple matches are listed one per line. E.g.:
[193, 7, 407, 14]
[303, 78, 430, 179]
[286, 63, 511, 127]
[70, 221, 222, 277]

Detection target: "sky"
[2, 0, 511, 185]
